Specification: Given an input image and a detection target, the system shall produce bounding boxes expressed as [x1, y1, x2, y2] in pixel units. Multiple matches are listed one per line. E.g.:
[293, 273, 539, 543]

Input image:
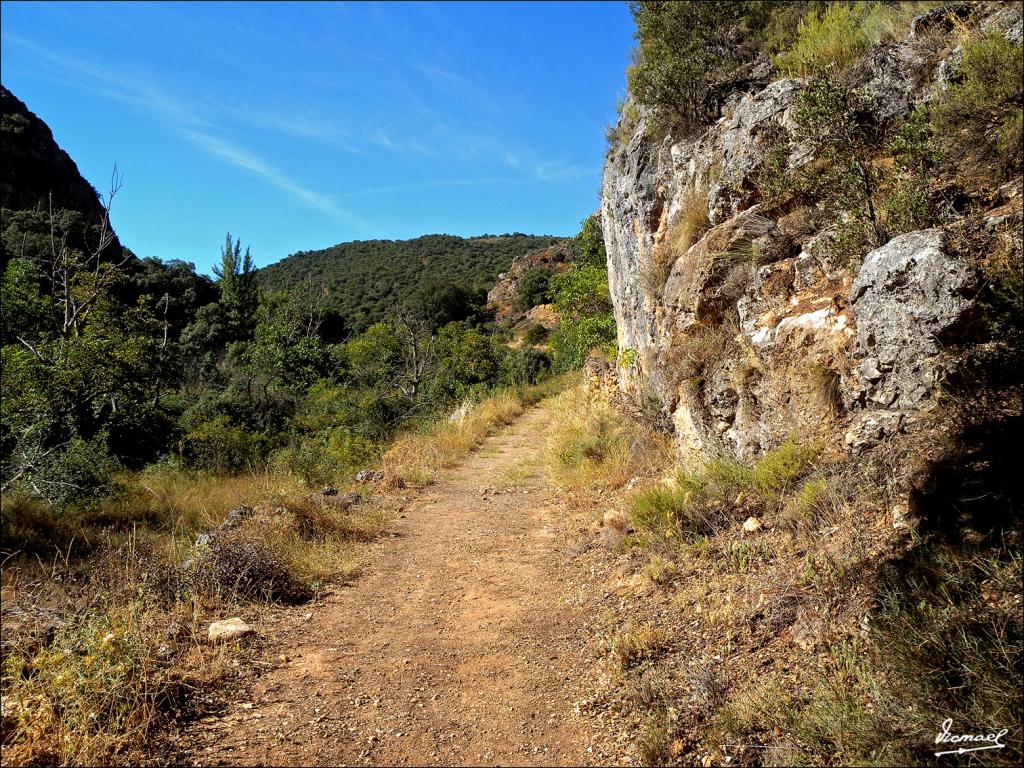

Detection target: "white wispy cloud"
[339, 176, 532, 198]
[2, 32, 367, 224]
[183, 130, 368, 227]
[533, 159, 597, 183]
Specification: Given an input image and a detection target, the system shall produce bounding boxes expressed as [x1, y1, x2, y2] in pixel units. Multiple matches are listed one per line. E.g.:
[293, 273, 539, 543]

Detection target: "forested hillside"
[257, 233, 563, 333]
[0, 86, 115, 228]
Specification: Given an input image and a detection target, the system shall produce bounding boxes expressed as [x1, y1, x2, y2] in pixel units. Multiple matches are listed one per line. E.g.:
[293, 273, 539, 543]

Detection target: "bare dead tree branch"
[14, 335, 49, 363]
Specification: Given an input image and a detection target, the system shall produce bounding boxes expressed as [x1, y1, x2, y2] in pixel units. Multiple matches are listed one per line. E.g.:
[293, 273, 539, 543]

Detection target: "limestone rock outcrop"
[848, 230, 977, 408]
[600, 5, 1020, 466]
[486, 241, 572, 321]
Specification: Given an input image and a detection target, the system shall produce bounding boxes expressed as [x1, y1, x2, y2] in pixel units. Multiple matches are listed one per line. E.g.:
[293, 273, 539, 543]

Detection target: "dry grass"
[1, 475, 385, 765]
[0, 471, 314, 564]
[117, 471, 310, 560]
[803, 360, 843, 417]
[494, 457, 540, 490]
[642, 554, 678, 586]
[382, 375, 572, 487]
[1, 534, 233, 766]
[610, 426, 1023, 766]
[780, 475, 844, 533]
[608, 623, 670, 672]
[673, 184, 711, 256]
[642, 185, 709, 297]
[382, 393, 523, 487]
[543, 384, 673, 497]
[661, 320, 738, 383]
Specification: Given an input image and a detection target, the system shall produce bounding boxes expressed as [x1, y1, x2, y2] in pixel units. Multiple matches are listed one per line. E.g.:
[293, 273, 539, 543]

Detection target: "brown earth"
[181, 406, 614, 767]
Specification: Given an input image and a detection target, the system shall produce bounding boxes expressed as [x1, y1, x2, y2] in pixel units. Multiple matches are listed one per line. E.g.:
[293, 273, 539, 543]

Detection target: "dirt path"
[184, 405, 603, 767]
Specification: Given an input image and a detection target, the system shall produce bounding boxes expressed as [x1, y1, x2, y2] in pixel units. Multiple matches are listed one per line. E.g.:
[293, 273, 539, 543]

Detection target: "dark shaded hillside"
[1, 83, 126, 274]
[257, 233, 565, 332]
[1, 85, 113, 227]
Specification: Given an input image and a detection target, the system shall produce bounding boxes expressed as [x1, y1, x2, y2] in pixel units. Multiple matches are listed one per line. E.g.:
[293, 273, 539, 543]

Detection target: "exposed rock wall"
[601, 8, 1022, 468]
[487, 241, 572, 322]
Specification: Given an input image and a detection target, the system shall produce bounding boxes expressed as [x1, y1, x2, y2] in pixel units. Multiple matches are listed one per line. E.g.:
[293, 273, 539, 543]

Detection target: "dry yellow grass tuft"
[114, 471, 309, 553]
[382, 392, 525, 487]
[543, 384, 673, 496]
[642, 184, 710, 297]
[609, 623, 670, 671]
[672, 184, 711, 256]
[381, 376, 571, 488]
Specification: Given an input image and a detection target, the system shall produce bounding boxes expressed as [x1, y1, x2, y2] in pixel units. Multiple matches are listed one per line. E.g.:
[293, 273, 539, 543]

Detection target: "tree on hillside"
[213, 232, 258, 342]
[514, 267, 552, 312]
[573, 213, 606, 267]
[407, 282, 489, 332]
[626, 1, 749, 134]
[549, 216, 617, 371]
[245, 281, 333, 394]
[5, 168, 130, 343]
[791, 67, 887, 241]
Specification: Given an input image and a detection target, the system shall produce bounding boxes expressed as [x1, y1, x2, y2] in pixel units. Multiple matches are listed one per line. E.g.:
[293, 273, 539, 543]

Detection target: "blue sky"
[0, 1, 635, 274]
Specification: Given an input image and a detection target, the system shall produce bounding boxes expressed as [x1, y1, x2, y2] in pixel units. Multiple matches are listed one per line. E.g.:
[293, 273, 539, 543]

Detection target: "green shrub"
[774, 2, 904, 76]
[522, 322, 549, 346]
[500, 347, 551, 387]
[179, 415, 268, 473]
[573, 213, 607, 267]
[513, 267, 552, 312]
[631, 485, 689, 538]
[881, 100, 943, 234]
[550, 263, 613, 318]
[550, 314, 617, 372]
[272, 427, 378, 486]
[427, 322, 504, 409]
[791, 66, 886, 241]
[632, 441, 817, 538]
[749, 439, 818, 502]
[932, 33, 1024, 176]
[32, 437, 125, 508]
[883, 178, 939, 235]
[545, 217, 617, 371]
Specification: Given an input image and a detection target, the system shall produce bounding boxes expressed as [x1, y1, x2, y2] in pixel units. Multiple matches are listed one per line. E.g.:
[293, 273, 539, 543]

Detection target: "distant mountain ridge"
[257, 233, 566, 332]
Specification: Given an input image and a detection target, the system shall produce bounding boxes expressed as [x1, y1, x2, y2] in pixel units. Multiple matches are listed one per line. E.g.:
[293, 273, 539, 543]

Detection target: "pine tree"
[213, 232, 258, 342]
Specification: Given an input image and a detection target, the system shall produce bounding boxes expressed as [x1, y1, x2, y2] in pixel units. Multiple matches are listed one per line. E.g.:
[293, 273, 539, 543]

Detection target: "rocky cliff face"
[601, 7, 1022, 473]
[1, 85, 111, 220]
[487, 240, 571, 322]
